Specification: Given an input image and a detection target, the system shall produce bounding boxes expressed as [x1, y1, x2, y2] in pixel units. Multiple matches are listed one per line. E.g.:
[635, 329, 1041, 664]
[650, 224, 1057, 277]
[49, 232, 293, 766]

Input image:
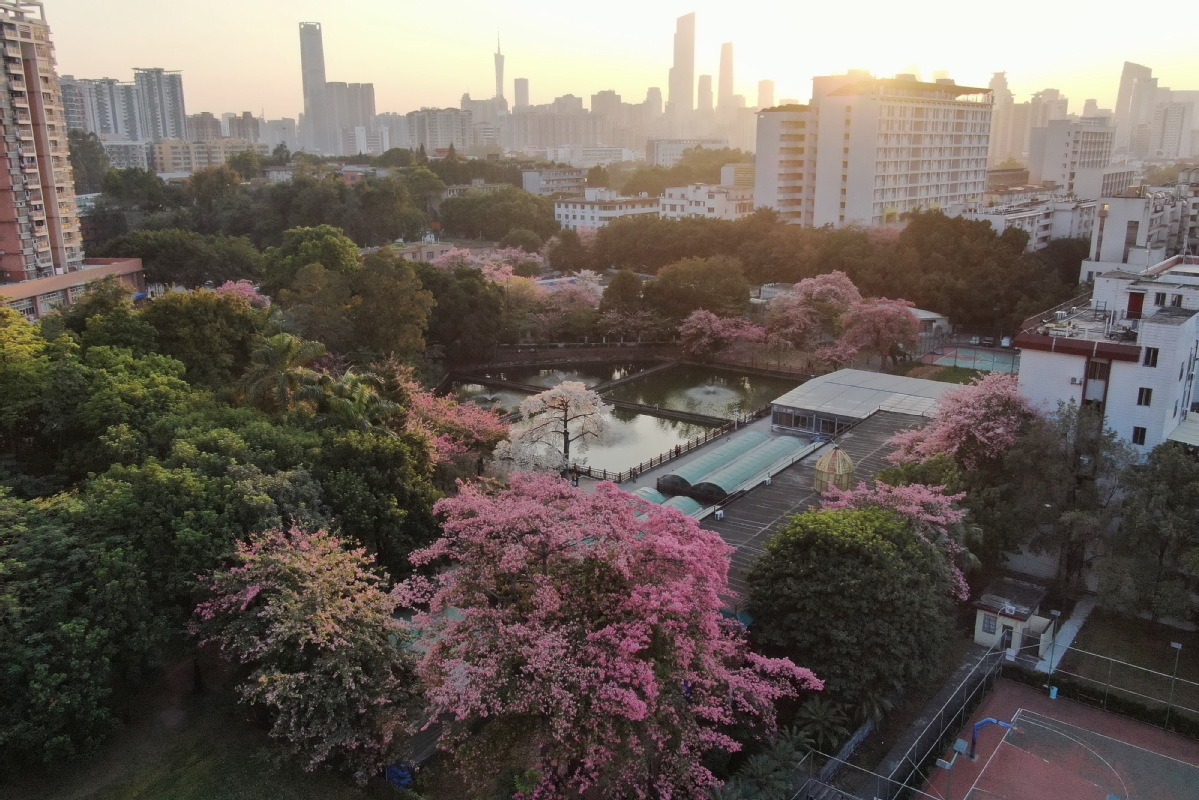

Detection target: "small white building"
[522, 167, 586, 198]
[770, 369, 955, 437]
[1016, 254, 1199, 452]
[972, 576, 1054, 660]
[660, 183, 754, 221]
[959, 197, 1097, 251]
[554, 188, 659, 231]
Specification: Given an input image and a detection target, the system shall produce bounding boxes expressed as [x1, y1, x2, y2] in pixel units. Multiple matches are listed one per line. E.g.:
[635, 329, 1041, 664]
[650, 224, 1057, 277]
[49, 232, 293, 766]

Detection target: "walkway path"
[1037, 595, 1097, 673]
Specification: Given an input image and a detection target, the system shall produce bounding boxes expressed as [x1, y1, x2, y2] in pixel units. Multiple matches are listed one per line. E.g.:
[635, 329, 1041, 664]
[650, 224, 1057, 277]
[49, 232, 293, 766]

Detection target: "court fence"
[1003, 641, 1199, 740]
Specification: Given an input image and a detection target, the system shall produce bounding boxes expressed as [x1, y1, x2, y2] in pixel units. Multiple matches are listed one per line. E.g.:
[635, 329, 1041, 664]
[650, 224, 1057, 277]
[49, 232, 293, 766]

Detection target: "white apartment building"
[1016, 254, 1199, 453]
[554, 188, 659, 230]
[1079, 178, 1199, 282]
[660, 183, 754, 221]
[101, 139, 151, 170]
[1027, 118, 1113, 197]
[755, 72, 992, 227]
[406, 108, 472, 153]
[542, 145, 638, 168]
[959, 197, 1097, 251]
[646, 137, 727, 167]
[521, 167, 586, 197]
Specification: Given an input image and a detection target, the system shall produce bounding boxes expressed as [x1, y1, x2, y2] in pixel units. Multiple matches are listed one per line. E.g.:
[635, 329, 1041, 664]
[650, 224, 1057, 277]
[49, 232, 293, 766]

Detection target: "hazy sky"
[45, 0, 1196, 120]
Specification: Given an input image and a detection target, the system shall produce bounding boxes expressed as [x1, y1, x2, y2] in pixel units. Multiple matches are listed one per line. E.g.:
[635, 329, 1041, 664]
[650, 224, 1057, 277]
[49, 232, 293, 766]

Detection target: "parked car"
[969, 335, 981, 346]
[982, 336, 995, 347]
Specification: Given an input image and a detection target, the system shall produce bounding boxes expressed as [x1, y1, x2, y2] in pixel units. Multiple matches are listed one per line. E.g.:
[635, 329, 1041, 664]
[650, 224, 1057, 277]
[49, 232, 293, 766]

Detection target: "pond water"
[576, 410, 712, 473]
[603, 364, 800, 419]
[447, 381, 531, 414]
[476, 361, 656, 389]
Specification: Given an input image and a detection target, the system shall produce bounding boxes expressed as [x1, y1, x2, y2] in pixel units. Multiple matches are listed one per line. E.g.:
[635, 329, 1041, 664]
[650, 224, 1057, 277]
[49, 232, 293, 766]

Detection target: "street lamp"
[1166, 642, 1183, 729]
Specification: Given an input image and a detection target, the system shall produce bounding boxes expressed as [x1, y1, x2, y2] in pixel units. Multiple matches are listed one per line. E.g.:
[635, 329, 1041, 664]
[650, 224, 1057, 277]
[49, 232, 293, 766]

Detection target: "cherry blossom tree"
[822, 481, 972, 600]
[194, 528, 416, 779]
[839, 297, 919, 368]
[494, 381, 613, 470]
[429, 246, 546, 282]
[677, 309, 766, 361]
[215, 279, 271, 307]
[398, 474, 822, 799]
[790, 271, 862, 332]
[887, 372, 1035, 473]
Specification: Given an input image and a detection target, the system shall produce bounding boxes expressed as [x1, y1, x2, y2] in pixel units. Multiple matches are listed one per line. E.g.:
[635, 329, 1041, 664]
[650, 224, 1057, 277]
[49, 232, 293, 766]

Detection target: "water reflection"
[478, 361, 656, 389]
[448, 382, 531, 414]
[604, 364, 799, 418]
[580, 410, 712, 473]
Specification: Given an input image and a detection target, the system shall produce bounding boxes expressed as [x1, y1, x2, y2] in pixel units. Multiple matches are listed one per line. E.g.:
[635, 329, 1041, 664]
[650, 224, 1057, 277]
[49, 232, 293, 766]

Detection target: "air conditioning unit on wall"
[1069, 377, 1082, 385]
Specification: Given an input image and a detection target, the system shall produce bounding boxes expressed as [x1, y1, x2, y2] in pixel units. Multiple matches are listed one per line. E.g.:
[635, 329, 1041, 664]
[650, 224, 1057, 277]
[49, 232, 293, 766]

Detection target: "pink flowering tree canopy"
[839, 296, 920, 368]
[822, 481, 973, 600]
[398, 474, 821, 799]
[790, 271, 862, 332]
[194, 528, 416, 779]
[215, 279, 271, 307]
[677, 309, 767, 361]
[494, 381, 612, 470]
[887, 372, 1036, 474]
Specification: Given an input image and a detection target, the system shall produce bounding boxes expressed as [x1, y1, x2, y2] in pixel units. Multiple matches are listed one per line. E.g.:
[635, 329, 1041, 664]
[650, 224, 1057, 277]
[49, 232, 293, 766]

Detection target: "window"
[1155, 292, 1167, 305]
[1137, 388, 1152, 406]
[1132, 427, 1147, 445]
[1144, 347, 1159, 367]
[982, 614, 997, 635]
[1087, 361, 1110, 381]
[1172, 294, 1184, 307]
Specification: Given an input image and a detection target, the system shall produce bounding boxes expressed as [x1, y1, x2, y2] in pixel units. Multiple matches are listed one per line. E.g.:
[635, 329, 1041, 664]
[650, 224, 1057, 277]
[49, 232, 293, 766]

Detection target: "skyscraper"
[61, 76, 146, 140]
[757, 79, 775, 109]
[697, 75, 713, 113]
[514, 78, 529, 109]
[718, 42, 734, 110]
[667, 12, 695, 117]
[494, 38, 504, 101]
[299, 22, 329, 152]
[133, 68, 187, 141]
[1114, 62, 1154, 153]
[0, 1, 82, 281]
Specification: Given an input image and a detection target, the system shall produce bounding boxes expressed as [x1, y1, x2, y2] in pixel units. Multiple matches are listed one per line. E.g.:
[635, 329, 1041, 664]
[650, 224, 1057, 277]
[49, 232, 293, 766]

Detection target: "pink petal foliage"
[677, 309, 766, 360]
[840, 296, 920, 365]
[886, 372, 1035, 472]
[822, 481, 971, 600]
[215, 279, 271, 307]
[399, 474, 821, 799]
[429, 246, 546, 284]
[194, 527, 414, 778]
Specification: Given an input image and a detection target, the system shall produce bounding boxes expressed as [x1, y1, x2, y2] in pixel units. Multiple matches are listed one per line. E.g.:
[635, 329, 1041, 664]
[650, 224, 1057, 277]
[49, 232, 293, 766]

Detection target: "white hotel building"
[755, 72, 992, 227]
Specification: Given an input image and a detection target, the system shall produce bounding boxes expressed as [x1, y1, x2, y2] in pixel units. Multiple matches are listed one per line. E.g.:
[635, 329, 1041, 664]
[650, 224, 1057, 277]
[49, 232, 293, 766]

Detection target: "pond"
[602, 364, 800, 419]
[475, 361, 658, 389]
[447, 381, 530, 414]
[576, 410, 713, 473]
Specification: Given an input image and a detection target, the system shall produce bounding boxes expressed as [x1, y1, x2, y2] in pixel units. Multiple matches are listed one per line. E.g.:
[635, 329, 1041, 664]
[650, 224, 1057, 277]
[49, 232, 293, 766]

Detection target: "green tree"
[226, 150, 262, 180]
[67, 130, 110, 194]
[261, 224, 360, 296]
[0, 307, 50, 440]
[351, 250, 434, 359]
[599, 269, 643, 313]
[546, 228, 589, 272]
[237, 333, 326, 413]
[586, 165, 611, 187]
[94, 229, 263, 288]
[438, 185, 558, 241]
[141, 289, 265, 389]
[413, 262, 504, 363]
[643, 255, 750, 319]
[374, 147, 414, 167]
[747, 507, 954, 705]
[498, 227, 544, 253]
[101, 167, 169, 211]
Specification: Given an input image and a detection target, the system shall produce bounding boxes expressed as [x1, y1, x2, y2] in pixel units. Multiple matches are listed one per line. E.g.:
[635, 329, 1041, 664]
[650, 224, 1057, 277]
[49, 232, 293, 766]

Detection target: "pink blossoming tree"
[194, 528, 416, 780]
[839, 296, 920, 368]
[398, 474, 821, 799]
[677, 309, 766, 361]
[215, 279, 271, 307]
[886, 372, 1036, 473]
[822, 481, 973, 600]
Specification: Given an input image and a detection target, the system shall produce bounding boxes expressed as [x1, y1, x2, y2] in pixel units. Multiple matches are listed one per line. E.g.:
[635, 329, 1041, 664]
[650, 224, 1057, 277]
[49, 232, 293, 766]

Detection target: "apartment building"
[149, 138, 269, 173]
[554, 188, 659, 230]
[755, 72, 992, 227]
[521, 167, 586, 198]
[660, 183, 754, 221]
[1027, 118, 1114, 197]
[960, 197, 1098, 251]
[406, 108, 472, 153]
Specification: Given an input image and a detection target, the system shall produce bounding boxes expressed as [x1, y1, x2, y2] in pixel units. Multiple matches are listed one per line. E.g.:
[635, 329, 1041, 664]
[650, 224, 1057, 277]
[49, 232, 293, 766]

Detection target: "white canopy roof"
[771, 369, 955, 420]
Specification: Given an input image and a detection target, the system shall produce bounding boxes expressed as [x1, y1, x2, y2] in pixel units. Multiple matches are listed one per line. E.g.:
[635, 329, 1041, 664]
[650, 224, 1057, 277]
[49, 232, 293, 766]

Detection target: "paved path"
[1036, 595, 1097, 673]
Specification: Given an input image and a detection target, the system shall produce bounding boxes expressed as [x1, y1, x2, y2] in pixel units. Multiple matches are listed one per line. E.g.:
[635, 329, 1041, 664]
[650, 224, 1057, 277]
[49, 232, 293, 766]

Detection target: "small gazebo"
[813, 446, 855, 493]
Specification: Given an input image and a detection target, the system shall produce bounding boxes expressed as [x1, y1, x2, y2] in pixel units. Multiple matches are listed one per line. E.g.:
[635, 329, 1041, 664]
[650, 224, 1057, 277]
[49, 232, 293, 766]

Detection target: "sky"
[44, 0, 1198, 120]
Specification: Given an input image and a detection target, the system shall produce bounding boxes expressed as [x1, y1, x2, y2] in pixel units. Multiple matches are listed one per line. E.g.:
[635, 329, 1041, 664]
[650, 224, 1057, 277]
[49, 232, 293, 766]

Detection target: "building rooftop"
[771, 369, 955, 420]
[975, 577, 1048, 621]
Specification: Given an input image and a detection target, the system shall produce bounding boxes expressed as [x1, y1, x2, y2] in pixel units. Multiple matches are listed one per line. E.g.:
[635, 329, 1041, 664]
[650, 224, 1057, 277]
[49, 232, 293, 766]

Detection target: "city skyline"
[46, 0, 1196, 122]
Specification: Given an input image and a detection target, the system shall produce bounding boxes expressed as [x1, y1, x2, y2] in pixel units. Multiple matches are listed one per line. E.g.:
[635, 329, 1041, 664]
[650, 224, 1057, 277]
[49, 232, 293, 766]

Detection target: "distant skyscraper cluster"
[61, 68, 185, 144]
[298, 22, 379, 156]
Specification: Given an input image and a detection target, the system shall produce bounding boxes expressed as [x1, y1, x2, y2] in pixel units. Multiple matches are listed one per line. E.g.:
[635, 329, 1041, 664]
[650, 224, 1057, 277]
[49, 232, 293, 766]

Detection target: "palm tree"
[237, 333, 326, 413]
[309, 370, 399, 434]
[795, 696, 852, 753]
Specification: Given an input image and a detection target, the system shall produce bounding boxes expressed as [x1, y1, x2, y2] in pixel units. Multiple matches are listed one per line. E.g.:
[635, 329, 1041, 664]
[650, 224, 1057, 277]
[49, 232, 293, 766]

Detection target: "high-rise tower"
[667, 12, 695, 117]
[757, 79, 775, 109]
[494, 38, 504, 101]
[718, 42, 734, 110]
[1114, 61, 1155, 153]
[133, 68, 186, 141]
[299, 22, 329, 152]
[514, 77, 529, 109]
[0, 1, 83, 281]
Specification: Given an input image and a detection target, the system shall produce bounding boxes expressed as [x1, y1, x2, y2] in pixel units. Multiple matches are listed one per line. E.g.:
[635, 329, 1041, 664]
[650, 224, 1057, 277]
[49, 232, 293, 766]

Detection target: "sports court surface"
[922, 680, 1199, 800]
[920, 346, 1019, 373]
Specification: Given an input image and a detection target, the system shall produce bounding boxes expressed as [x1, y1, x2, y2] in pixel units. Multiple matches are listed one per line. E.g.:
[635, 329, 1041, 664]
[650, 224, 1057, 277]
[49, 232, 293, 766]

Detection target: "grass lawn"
[1057, 608, 1199, 724]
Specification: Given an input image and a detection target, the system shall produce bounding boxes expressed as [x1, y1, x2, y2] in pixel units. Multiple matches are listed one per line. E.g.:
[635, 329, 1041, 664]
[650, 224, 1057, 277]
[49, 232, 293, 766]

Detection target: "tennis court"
[923, 680, 1199, 800]
[921, 346, 1019, 373]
